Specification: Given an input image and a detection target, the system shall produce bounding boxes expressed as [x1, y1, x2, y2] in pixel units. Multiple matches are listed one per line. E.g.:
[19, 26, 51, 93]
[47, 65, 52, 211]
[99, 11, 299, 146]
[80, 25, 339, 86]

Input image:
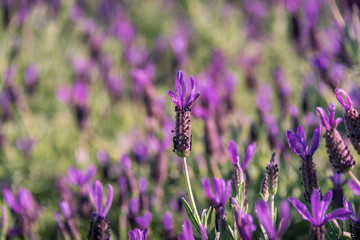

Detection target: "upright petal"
[288, 197, 314, 224]
[92, 180, 103, 216]
[309, 125, 321, 157]
[286, 131, 306, 159]
[255, 200, 276, 239]
[316, 107, 330, 130]
[102, 184, 113, 217]
[185, 77, 196, 107]
[328, 103, 336, 127]
[228, 140, 239, 165]
[201, 177, 215, 203]
[278, 200, 291, 237]
[311, 190, 322, 225]
[335, 88, 352, 110]
[318, 191, 332, 224]
[2, 189, 20, 214]
[242, 142, 256, 170]
[176, 71, 186, 108]
[168, 90, 179, 108]
[297, 125, 307, 143]
[179, 220, 195, 240]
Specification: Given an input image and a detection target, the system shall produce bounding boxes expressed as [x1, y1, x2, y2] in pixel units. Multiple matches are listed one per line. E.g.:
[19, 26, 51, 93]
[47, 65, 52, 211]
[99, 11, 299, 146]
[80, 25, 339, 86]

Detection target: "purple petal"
[297, 125, 307, 143]
[309, 125, 321, 157]
[92, 180, 103, 216]
[168, 90, 180, 108]
[278, 200, 291, 237]
[241, 142, 256, 170]
[328, 103, 336, 126]
[176, 71, 186, 108]
[335, 88, 352, 110]
[19, 188, 34, 211]
[187, 92, 200, 108]
[55, 86, 71, 104]
[185, 77, 196, 107]
[288, 197, 314, 224]
[343, 199, 356, 222]
[228, 140, 239, 165]
[318, 190, 332, 224]
[59, 201, 71, 218]
[162, 212, 174, 232]
[316, 107, 330, 130]
[349, 180, 360, 196]
[180, 220, 195, 240]
[323, 208, 351, 224]
[255, 200, 276, 239]
[334, 117, 342, 128]
[2, 189, 20, 214]
[311, 190, 321, 225]
[135, 211, 152, 229]
[102, 184, 113, 217]
[212, 178, 221, 206]
[84, 165, 97, 184]
[201, 177, 215, 203]
[286, 131, 306, 159]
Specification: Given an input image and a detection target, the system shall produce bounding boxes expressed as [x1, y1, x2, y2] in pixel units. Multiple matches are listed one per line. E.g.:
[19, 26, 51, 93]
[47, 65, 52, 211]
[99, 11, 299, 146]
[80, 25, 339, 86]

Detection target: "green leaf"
[182, 197, 201, 233]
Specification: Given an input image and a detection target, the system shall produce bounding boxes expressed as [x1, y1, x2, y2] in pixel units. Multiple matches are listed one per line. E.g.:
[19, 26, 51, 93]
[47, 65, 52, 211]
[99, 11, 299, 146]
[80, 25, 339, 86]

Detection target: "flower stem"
[348, 171, 360, 189]
[271, 194, 276, 225]
[183, 157, 201, 224]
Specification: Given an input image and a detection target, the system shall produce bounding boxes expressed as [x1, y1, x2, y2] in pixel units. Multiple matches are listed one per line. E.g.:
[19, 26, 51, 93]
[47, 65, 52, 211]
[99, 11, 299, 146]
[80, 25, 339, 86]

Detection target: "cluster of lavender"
[1, 0, 360, 239]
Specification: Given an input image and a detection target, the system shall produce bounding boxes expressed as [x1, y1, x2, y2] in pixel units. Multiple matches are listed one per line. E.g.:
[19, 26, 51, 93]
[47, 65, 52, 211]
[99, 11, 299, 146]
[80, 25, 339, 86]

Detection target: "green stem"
[271, 195, 276, 225]
[348, 171, 360, 189]
[183, 157, 201, 224]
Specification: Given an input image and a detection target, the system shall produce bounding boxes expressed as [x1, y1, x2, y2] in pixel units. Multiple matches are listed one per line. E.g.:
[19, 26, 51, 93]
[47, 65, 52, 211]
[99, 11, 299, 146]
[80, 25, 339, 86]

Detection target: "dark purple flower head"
[91, 180, 113, 217]
[201, 177, 231, 208]
[288, 190, 350, 226]
[68, 165, 96, 187]
[128, 228, 148, 240]
[316, 103, 342, 130]
[335, 88, 352, 110]
[179, 220, 195, 240]
[349, 180, 360, 196]
[135, 211, 152, 229]
[162, 211, 173, 232]
[168, 71, 200, 110]
[286, 125, 321, 160]
[228, 140, 256, 170]
[255, 200, 291, 240]
[232, 198, 255, 240]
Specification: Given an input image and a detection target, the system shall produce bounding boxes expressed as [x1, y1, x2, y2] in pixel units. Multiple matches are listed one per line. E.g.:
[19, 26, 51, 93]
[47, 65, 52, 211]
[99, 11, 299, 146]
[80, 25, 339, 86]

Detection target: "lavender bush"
[0, 0, 360, 239]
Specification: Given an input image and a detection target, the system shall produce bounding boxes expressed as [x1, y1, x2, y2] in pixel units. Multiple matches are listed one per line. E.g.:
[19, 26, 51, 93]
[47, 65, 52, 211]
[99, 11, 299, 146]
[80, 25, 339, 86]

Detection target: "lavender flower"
[57, 201, 80, 239]
[260, 153, 278, 201]
[24, 64, 38, 94]
[88, 180, 113, 240]
[3, 187, 40, 239]
[168, 71, 200, 157]
[231, 198, 256, 240]
[201, 177, 231, 208]
[289, 190, 350, 239]
[316, 103, 354, 173]
[68, 165, 96, 188]
[162, 212, 173, 233]
[255, 200, 291, 240]
[343, 199, 360, 239]
[286, 125, 321, 203]
[128, 228, 148, 240]
[335, 88, 360, 154]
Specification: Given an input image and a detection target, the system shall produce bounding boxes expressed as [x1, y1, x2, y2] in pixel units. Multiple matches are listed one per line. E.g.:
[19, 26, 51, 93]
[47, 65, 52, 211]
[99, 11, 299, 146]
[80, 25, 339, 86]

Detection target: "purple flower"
[288, 190, 350, 227]
[286, 125, 321, 160]
[179, 220, 195, 240]
[135, 211, 152, 229]
[91, 180, 113, 217]
[97, 150, 109, 167]
[349, 180, 360, 196]
[316, 103, 342, 130]
[162, 212, 173, 232]
[3, 187, 37, 216]
[128, 228, 148, 240]
[232, 198, 256, 240]
[228, 140, 256, 170]
[68, 165, 96, 187]
[255, 200, 291, 240]
[335, 88, 352, 110]
[168, 71, 200, 110]
[201, 177, 231, 208]
[343, 199, 360, 223]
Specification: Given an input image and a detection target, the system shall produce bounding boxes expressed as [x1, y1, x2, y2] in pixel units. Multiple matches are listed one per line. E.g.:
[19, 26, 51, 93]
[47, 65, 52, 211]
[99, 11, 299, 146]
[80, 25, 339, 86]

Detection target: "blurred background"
[0, 0, 359, 239]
